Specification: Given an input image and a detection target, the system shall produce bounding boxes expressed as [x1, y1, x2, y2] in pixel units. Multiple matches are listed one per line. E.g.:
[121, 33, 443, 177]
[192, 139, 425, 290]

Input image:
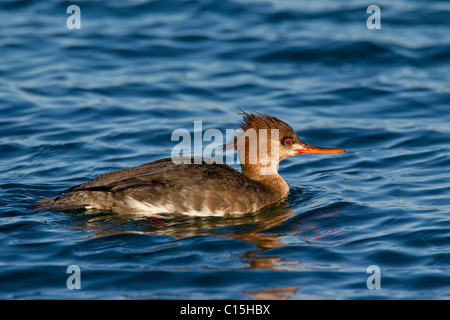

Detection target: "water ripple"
[0, 0, 449, 299]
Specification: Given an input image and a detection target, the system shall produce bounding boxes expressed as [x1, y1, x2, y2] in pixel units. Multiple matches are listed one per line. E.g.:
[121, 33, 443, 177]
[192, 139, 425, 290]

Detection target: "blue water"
[1, 0, 449, 299]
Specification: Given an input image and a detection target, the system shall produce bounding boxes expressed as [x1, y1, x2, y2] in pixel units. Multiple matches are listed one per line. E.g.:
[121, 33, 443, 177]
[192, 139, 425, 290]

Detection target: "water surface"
[0, 0, 449, 299]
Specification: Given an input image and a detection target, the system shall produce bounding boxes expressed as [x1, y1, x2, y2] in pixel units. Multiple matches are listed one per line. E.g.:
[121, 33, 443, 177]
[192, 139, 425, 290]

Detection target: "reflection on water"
[243, 286, 303, 300]
[65, 198, 343, 273]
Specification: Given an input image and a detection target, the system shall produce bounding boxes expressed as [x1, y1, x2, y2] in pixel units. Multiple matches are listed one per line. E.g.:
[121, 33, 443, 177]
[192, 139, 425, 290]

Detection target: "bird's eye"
[282, 138, 292, 146]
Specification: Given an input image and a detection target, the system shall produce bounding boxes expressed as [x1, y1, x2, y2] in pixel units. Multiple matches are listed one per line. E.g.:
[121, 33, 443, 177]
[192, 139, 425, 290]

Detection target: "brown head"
[226, 111, 345, 177]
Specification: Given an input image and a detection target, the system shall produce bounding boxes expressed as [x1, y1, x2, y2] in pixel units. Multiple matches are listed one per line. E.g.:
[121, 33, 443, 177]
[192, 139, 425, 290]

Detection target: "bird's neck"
[241, 162, 289, 200]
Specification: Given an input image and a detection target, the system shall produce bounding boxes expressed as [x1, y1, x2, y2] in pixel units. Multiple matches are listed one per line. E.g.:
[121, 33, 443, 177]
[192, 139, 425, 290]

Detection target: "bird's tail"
[32, 197, 60, 210]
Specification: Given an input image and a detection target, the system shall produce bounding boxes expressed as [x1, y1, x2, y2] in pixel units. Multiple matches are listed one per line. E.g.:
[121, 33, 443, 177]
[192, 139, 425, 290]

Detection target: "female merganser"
[35, 112, 345, 216]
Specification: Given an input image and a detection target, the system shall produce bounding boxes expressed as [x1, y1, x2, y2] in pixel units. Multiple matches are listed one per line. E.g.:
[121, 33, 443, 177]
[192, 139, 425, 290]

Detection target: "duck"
[35, 112, 345, 216]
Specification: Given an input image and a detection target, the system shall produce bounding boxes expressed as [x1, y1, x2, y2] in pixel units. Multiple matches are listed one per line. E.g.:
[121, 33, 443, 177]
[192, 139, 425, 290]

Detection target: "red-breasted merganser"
[35, 112, 345, 216]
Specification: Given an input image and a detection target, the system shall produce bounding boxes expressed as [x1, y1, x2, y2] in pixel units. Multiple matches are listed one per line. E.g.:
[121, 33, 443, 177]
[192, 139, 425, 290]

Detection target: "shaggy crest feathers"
[237, 110, 296, 134]
[222, 110, 299, 153]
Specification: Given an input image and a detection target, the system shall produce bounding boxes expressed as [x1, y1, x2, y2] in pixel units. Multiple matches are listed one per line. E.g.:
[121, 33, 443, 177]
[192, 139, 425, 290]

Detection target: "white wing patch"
[124, 196, 227, 217]
[124, 196, 176, 215]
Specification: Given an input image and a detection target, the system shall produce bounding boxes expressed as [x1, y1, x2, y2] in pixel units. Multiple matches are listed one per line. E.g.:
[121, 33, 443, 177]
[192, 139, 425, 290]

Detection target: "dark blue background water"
[1, 0, 449, 299]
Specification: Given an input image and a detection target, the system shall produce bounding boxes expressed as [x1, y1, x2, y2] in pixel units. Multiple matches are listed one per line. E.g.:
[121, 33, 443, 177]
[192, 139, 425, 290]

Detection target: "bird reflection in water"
[63, 195, 343, 299]
[66, 201, 343, 267]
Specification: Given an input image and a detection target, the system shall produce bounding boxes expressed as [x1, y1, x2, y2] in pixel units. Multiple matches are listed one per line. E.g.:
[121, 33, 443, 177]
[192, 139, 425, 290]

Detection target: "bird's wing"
[60, 157, 275, 214]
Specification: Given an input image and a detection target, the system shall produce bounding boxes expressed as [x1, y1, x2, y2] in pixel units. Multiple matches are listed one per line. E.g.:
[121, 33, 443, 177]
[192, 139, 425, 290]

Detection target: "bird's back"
[35, 157, 283, 216]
